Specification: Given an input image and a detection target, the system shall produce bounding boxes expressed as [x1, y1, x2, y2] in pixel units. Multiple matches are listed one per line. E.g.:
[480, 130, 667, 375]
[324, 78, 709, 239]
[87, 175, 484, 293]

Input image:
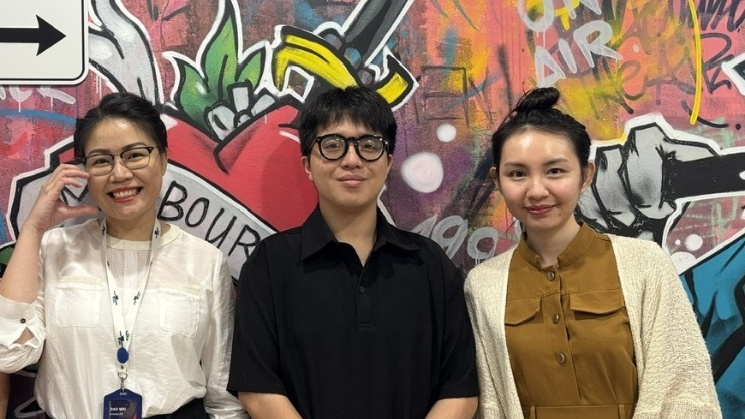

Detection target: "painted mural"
[1, 0, 744, 417]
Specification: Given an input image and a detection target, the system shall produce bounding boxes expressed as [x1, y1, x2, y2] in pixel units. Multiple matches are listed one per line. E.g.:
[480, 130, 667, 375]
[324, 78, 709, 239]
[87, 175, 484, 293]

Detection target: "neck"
[319, 202, 378, 264]
[105, 213, 159, 241]
[524, 220, 581, 268]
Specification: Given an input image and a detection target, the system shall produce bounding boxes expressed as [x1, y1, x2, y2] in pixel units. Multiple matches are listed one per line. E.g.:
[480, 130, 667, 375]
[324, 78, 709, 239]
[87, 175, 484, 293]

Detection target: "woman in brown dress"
[465, 87, 721, 419]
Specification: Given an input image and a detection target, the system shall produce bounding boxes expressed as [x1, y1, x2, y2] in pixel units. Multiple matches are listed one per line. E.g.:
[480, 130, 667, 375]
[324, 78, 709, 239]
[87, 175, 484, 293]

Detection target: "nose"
[109, 158, 133, 180]
[340, 141, 363, 167]
[526, 176, 548, 200]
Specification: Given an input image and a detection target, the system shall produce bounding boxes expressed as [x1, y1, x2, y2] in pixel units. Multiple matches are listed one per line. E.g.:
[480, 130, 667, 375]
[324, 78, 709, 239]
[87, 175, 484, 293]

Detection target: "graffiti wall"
[1, 0, 744, 417]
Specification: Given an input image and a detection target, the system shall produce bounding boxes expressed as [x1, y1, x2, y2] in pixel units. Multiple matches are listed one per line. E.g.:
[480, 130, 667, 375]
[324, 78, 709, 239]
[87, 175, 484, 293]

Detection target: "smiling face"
[495, 129, 594, 242]
[84, 117, 168, 239]
[302, 119, 392, 217]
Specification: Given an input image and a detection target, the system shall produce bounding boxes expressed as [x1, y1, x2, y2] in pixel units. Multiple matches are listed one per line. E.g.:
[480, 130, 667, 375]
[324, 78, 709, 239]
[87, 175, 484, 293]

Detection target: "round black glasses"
[315, 134, 389, 162]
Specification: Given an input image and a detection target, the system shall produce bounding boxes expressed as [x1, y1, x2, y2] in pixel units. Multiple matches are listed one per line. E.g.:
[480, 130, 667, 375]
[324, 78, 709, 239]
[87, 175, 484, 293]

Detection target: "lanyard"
[100, 218, 162, 390]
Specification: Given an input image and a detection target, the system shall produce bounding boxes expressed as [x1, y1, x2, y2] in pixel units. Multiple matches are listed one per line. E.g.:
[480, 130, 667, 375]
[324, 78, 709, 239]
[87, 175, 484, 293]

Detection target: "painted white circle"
[401, 152, 444, 193]
[437, 124, 457, 143]
[684, 234, 704, 251]
[670, 251, 696, 273]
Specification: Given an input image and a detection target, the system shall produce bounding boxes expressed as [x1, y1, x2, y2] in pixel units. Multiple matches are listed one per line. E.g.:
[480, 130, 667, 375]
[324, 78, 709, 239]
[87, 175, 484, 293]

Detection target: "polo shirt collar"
[301, 205, 420, 260]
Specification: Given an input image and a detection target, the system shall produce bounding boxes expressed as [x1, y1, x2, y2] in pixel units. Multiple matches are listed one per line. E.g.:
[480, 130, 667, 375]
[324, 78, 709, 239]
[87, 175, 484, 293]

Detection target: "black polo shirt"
[228, 206, 478, 418]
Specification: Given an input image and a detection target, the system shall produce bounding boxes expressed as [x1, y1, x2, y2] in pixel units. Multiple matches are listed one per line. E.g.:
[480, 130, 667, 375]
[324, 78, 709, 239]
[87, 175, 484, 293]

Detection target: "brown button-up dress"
[505, 224, 637, 419]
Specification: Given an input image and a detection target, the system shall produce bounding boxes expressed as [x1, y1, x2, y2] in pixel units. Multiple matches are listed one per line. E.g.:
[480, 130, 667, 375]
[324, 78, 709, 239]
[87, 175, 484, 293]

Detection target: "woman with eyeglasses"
[0, 92, 247, 419]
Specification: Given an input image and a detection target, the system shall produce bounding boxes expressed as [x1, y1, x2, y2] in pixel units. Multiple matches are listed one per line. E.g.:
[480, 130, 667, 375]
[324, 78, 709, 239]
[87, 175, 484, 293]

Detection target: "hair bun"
[514, 87, 560, 113]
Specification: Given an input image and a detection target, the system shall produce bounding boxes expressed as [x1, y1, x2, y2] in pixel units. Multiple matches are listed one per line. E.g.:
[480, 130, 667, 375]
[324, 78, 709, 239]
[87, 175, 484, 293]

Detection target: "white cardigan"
[465, 234, 722, 419]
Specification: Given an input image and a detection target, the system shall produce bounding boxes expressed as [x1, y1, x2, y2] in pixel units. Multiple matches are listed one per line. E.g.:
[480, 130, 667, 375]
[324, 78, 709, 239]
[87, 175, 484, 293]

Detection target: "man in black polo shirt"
[228, 86, 479, 418]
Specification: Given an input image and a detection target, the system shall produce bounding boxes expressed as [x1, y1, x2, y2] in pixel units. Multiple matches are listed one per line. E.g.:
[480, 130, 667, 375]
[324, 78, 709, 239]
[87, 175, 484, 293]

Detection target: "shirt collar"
[300, 205, 420, 260]
[85, 218, 179, 250]
[515, 222, 597, 269]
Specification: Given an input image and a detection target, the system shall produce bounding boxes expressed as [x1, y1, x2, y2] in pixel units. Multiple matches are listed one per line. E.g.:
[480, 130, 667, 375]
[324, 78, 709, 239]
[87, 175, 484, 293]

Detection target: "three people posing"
[0, 85, 721, 419]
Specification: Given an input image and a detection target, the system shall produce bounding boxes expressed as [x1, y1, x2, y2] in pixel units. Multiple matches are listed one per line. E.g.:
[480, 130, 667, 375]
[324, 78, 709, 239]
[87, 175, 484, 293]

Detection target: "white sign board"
[0, 0, 88, 85]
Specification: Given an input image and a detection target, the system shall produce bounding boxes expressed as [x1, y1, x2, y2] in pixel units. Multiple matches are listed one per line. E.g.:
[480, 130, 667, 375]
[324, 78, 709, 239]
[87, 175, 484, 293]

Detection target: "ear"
[301, 155, 312, 181]
[489, 166, 500, 190]
[385, 153, 394, 175]
[159, 148, 169, 175]
[581, 161, 596, 193]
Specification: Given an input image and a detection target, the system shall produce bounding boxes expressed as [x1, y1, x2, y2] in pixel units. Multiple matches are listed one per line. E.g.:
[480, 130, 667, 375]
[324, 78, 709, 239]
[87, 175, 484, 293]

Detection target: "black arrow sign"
[0, 16, 66, 55]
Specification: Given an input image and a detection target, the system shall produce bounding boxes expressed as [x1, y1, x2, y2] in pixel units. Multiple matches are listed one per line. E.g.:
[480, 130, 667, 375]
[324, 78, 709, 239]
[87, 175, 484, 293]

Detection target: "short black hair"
[491, 87, 591, 172]
[299, 86, 397, 157]
[74, 92, 167, 159]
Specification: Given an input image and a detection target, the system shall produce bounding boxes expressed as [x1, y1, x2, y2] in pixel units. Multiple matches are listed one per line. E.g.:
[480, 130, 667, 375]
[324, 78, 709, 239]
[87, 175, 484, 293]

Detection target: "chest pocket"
[158, 286, 203, 337]
[569, 289, 625, 319]
[505, 297, 541, 326]
[55, 277, 105, 327]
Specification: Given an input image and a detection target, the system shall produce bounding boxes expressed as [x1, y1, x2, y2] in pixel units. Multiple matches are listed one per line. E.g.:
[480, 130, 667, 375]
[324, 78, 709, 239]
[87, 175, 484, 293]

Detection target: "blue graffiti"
[681, 235, 745, 418]
[0, 109, 76, 123]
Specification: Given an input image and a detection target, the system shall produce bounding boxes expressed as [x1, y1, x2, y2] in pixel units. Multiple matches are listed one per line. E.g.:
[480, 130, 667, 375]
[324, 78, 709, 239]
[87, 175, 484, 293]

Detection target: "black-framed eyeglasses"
[81, 146, 160, 176]
[315, 134, 389, 162]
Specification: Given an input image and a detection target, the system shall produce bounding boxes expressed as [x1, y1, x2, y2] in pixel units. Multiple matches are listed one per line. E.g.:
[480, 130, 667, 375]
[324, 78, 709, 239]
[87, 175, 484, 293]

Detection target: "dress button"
[547, 271, 556, 281]
[552, 313, 560, 324]
[359, 286, 365, 293]
[556, 353, 567, 364]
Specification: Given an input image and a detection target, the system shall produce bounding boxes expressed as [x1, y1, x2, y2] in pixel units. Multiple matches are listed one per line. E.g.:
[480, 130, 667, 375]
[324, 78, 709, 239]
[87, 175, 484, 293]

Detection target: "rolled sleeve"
[0, 295, 44, 372]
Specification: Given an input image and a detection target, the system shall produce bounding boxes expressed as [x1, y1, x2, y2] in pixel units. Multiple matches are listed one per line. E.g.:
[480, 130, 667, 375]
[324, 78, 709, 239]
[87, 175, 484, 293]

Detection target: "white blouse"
[0, 219, 247, 419]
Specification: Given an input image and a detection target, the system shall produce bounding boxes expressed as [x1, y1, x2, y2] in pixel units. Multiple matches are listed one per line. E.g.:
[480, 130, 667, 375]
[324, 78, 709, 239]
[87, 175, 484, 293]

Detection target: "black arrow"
[0, 16, 66, 55]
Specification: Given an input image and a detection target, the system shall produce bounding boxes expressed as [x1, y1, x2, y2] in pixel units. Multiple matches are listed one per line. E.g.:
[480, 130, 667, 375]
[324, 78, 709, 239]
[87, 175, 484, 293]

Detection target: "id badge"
[103, 388, 142, 419]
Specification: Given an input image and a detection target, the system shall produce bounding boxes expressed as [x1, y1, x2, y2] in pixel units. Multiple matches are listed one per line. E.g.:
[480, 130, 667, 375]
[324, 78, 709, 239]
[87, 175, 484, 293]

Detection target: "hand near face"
[23, 164, 100, 235]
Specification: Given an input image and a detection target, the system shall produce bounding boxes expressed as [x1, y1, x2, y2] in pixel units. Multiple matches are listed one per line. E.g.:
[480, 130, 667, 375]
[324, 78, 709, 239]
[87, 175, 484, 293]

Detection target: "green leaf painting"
[172, 0, 265, 137]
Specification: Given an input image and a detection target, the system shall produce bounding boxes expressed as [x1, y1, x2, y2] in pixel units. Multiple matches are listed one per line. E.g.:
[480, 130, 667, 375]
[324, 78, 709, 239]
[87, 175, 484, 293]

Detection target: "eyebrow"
[501, 158, 570, 168]
[318, 132, 382, 138]
[86, 142, 152, 155]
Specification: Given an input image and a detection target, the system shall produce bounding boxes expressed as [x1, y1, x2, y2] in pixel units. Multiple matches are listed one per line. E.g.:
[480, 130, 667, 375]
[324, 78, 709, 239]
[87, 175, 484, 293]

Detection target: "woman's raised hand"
[22, 164, 100, 236]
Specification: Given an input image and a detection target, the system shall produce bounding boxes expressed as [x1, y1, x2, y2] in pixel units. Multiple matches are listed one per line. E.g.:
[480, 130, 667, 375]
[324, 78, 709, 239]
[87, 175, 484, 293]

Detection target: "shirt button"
[556, 353, 567, 364]
[359, 286, 365, 293]
[547, 271, 556, 281]
[20, 318, 26, 324]
[552, 313, 560, 324]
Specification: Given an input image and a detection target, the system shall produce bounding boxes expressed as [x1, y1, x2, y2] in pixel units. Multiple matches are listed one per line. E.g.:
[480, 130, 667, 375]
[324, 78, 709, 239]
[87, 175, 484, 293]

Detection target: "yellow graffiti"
[555, 0, 583, 30]
[377, 71, 410, 104]
[524, 0, 583, 30]
[687, 0, 703, 125]
[273, 28, 414, 106]
[274, 33, 358, 88]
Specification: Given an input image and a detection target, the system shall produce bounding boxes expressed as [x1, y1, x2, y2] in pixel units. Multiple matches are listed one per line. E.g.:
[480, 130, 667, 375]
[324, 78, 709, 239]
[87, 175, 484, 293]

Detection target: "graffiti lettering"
[697, 0, 745, 32]
[535, 20, 622, 87]
[517, 0, 602, 32]
[412, 215, 466, 259]
[518, 0, 621, 87]
[158, 180, 262, 264]
[467, 226, 500, 264]
[411, 215, 502, 264]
